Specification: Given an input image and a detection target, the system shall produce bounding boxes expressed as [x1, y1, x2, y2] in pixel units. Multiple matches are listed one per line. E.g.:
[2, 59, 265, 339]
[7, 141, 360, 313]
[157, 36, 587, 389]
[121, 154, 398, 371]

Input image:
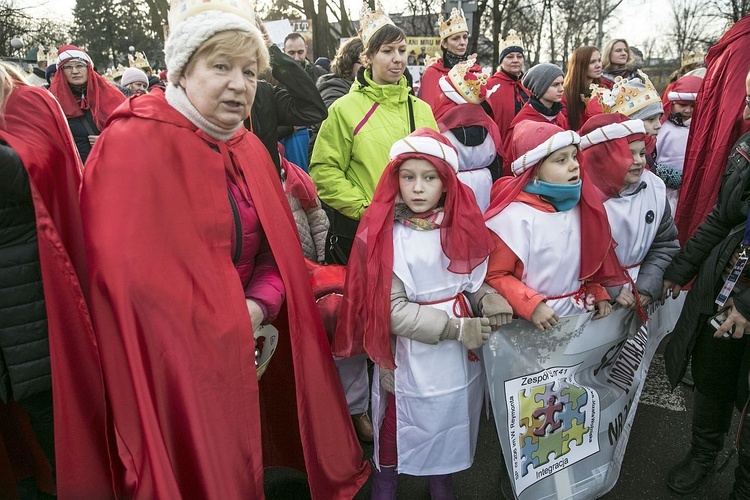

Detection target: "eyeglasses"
[62, 63, 87, 72]
[745, 95, 750, 107]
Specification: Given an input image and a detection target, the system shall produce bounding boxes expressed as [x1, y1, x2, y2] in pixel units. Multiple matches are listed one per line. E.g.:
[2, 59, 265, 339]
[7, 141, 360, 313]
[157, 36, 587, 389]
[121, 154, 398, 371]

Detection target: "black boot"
[667, 390, 734, 494]
[732, 400, 750, 499]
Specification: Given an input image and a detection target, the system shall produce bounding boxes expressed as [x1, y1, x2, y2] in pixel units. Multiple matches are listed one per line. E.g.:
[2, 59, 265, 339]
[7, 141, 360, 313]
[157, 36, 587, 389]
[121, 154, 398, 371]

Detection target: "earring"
[533, 177, 540, 187]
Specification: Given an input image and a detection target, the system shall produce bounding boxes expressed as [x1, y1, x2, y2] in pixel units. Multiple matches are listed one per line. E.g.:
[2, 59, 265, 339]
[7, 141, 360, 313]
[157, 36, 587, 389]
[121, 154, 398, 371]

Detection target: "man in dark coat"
[663, 67, 750, 499]
[248, 27, 327, 172]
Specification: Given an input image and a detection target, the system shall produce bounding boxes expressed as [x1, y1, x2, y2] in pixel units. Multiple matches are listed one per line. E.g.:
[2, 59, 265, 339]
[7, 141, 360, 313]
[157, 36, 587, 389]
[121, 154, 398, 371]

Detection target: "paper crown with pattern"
[36, 45, 46, 62]
[681, 50, 705, 68]
[438, 8, 468, 41]
[447, 55, 488, 104]
[45, 47, 58, 66]
[358, 2, 396, 48]
[168, 0, 255, 28]
[588, 70, 659, 115]
[111, 63, 127, 80]
[499, 29, 523, 53]
[424, 52, 441, 68]
[128, 51, 151, 70]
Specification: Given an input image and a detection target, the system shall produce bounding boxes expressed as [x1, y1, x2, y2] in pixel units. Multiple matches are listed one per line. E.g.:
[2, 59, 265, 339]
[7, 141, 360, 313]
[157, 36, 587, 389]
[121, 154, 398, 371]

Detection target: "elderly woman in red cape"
[0, 62, 109, 496]
[48, 44, 125, 163]
[79, 2, 368, 498]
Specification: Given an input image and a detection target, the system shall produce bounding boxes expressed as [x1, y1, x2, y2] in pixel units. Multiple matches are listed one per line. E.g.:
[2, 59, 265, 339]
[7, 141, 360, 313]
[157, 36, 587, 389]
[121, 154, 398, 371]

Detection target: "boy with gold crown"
[432, 56, 504, 211]
[418, 7, 480, 111]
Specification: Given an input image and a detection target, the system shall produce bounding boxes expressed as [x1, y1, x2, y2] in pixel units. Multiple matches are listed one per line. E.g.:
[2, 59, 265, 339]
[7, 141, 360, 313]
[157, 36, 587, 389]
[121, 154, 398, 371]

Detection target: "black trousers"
[692, 320, 750, 409]
[17, 389, 55, 472]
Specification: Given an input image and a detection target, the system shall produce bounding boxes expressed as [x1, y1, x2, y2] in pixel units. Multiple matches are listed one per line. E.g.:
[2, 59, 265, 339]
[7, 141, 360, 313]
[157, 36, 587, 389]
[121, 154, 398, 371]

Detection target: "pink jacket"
[228, 176, 285, 323]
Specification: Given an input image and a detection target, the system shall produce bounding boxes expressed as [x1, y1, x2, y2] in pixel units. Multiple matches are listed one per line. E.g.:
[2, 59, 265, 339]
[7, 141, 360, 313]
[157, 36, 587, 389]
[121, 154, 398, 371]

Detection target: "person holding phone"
[662, 67, 750, 498]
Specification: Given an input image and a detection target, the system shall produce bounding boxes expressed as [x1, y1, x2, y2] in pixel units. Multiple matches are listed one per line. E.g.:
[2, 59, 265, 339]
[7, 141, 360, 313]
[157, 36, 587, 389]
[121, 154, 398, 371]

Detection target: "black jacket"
[664, 132, 750, 387]
[67, 108, 99, 163]
[249, 45, 327, 172]
[0, 142, 50, 403]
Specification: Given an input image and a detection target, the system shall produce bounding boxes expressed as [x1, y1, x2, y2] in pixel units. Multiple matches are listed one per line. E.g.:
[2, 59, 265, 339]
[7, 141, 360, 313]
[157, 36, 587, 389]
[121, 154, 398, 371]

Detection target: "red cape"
[486, 70, 530, 139]
[419, 61, 451, 110]
[434, 97, 506, 159]
[80, 92, 369, 498]
[1, 85, 111, 496]
[675, 15, 750, 243]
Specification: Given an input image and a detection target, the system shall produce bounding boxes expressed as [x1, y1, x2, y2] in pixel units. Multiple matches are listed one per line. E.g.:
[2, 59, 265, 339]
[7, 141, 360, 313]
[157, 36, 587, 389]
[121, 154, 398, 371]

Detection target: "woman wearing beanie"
[484, 121, 621, 329]
[310, 2, 437, 448]
[48, 44, 125, 163]
[334, 128, 506, 498]
[601, 39, 640, 86]
[562, 46, 603, 131]
[78, 1, 369, 497]
[486, 30, 530, 139]
[418, 7, 478, 111]
[120, 67, 149, 95]
[502, 62, 568, 175]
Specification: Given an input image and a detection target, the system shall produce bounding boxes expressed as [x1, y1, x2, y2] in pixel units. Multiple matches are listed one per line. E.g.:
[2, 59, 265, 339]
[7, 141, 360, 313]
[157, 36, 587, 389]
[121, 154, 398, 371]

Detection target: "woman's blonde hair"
[601, 38, 635, 71]
[186, 29, 270, 77]
[0, 61, 29, 119]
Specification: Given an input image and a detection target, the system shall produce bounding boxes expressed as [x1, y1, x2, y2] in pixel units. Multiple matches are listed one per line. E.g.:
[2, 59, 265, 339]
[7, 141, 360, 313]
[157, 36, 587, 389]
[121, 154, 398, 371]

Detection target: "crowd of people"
[2, 0, 750, 497]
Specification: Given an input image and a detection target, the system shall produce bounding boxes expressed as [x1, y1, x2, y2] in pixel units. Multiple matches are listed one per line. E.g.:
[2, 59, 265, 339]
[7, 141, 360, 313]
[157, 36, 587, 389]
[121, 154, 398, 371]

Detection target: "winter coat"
[0, 142, 50, 403]
[250, 45, 327, 172]
[308, 74, 353, 158]
[309, 68, 438, 220]
[285, 181, 329, 263]
[664, 132, 750, 388]
[68, 109, 99, 163]
[228, 177, 285, 323]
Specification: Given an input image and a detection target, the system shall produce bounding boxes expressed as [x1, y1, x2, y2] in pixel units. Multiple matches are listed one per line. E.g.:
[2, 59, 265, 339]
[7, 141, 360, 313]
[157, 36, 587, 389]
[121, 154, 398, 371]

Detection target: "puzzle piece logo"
[517, 380, 589, 477]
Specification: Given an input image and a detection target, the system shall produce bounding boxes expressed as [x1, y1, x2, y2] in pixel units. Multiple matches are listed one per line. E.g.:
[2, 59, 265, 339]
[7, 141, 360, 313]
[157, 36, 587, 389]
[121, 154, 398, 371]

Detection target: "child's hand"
[447, 317, 491, 349]
[592, 300, 612, 320]
[531, 302, 559, 331]
[615, 288, 636, 309]
[480, 293, 513, 328]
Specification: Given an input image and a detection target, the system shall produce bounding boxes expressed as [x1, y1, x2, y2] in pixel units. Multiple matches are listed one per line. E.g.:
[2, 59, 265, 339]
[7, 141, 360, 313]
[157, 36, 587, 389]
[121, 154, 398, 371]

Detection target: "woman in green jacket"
[308, 9, 437, 448]
[310, 20, 437, 262]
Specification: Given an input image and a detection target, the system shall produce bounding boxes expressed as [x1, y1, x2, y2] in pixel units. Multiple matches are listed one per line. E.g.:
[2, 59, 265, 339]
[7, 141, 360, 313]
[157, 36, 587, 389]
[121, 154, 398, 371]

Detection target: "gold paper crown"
[111, 63, 127, 80]
[438, 8, 468, 41]
[499, 29, 523, 53]
[46, 47, 58, 67]
[589, 70, 660, 116]
[358, 2, 395, 48]
[424, 52, 441, 68]
[168, 0, 255, 29]
[448, 55, 488, 104]
[681, 50, 705, 68]
[129, 51, 151, 70]
[103, 67, 115, 81]
[36, 45, 46, 62]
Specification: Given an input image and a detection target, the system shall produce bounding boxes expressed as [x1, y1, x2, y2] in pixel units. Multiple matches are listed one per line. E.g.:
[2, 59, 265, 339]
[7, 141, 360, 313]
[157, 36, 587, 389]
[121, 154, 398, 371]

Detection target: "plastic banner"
[483, 295, 685, 499]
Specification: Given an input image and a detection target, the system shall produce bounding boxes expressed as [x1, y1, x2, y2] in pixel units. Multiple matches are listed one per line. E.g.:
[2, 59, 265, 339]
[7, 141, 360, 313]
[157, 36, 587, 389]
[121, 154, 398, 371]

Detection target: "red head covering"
[579, 113, 647, 199]
[278, 143, 319, 210]
[49, 44, 126, 131]
[333, 128, 494, 368]
[485, 121, 625, 285]
[662, 74, 702, 122]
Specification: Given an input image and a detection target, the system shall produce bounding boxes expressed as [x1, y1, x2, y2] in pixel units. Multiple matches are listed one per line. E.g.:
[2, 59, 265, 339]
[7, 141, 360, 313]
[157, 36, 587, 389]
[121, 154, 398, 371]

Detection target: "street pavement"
[17, 343, 741, 499]
[264, 345, 742, 500]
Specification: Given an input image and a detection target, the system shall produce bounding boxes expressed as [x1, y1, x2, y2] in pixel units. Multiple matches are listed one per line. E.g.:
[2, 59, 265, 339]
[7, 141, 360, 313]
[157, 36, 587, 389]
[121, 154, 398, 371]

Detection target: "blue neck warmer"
[523, 179, 582, 212]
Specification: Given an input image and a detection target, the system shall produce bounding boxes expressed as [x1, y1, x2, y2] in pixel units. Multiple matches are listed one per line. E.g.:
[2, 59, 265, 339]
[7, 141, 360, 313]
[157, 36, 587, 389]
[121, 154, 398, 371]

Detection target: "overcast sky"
[19, 0, 673, 53]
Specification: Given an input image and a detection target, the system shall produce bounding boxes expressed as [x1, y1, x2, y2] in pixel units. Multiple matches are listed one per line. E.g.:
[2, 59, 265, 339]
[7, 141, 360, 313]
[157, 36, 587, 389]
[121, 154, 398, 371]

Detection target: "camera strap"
[716, 213, 750, 307]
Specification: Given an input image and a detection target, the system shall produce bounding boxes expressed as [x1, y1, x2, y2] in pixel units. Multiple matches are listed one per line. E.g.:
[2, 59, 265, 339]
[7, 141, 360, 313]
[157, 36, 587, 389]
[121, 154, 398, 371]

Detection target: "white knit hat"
[164, 10, 258, 85]
[121, 67, 148, 87]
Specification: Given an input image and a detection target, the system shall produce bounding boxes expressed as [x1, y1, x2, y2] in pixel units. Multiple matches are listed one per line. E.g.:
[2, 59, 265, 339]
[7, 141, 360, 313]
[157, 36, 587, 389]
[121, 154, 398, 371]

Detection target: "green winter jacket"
[309, 69, 437, 220]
